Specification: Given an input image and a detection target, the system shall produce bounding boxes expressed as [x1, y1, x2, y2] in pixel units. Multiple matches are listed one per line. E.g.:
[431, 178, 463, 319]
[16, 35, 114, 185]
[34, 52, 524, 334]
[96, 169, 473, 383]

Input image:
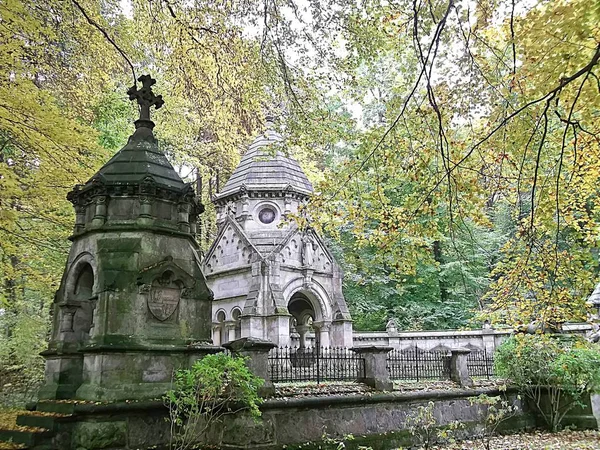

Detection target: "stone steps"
[35, 402, 76, 415]
[0, 429, 53, 449]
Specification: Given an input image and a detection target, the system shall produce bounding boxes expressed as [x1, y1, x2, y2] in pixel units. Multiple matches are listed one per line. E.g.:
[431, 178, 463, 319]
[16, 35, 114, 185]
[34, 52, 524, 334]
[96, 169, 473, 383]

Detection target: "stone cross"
[127, 74, 164, 121]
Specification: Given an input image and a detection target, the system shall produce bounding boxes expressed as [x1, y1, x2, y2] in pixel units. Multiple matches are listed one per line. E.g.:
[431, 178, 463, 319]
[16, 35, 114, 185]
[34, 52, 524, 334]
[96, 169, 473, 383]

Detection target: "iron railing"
[466, 349, 495, 379]
[268, 346, 365, 383]
[387, 347, 451, 381]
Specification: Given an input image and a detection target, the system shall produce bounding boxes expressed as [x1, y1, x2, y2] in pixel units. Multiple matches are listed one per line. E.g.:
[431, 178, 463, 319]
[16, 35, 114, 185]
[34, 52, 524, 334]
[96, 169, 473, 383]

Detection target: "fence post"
[224, 337, 277, 397]
[450, 347, 474, 387]
[352, 346, 393, 391]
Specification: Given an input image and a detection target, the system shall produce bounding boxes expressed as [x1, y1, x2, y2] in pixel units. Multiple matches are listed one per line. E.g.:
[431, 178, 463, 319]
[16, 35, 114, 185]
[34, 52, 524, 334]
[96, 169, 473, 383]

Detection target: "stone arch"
[58, 253, 98, 344]
[231, 307, 242, 340]
[282, 277, 332, 322]
[64, 252, 98, 298]
[214, 309, 227, 346]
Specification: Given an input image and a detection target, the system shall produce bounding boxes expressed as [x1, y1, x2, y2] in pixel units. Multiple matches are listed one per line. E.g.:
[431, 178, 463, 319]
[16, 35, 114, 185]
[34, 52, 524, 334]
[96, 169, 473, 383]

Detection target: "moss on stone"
[72, 421, 127, 449]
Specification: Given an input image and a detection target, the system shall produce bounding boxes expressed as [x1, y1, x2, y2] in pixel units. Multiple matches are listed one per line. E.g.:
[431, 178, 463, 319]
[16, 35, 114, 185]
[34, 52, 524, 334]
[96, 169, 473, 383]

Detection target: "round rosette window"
[258, 207, 277, 224]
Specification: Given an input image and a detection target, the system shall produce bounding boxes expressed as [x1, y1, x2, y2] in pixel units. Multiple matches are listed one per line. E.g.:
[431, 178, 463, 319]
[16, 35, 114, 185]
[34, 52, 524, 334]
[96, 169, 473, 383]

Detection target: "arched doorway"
[288, 292, 315, 348]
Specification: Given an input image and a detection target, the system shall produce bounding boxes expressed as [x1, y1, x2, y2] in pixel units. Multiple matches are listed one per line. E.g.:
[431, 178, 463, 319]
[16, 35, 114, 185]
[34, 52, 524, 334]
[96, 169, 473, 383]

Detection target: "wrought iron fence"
[387, 347, 451, 381]
[466, 349, 495, 379]
[268, 346, 365, 383]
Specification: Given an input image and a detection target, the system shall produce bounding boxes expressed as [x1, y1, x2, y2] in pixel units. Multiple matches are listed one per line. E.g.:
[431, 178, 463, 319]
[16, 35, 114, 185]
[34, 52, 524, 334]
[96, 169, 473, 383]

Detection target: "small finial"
[265, 113, 276, 130]
[127, 75, 164, 129]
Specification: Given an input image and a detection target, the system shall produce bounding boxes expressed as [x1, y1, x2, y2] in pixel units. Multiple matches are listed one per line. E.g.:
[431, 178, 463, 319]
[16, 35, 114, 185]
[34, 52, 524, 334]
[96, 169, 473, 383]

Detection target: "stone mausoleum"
[203, 119, 353, 348]
[38, 76, 215, 402]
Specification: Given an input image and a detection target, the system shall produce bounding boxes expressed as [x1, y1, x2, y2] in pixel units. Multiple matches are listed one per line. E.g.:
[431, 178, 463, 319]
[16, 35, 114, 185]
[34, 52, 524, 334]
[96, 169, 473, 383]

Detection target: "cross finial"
[127, 75, 164, 127]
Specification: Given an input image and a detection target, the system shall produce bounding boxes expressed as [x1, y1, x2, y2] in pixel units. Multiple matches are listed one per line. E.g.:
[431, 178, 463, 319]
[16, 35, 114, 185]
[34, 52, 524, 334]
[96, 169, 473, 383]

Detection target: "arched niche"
[214, 309, 227, 345]
[231, 307, 242, 340]
[59, 259, 97, 343]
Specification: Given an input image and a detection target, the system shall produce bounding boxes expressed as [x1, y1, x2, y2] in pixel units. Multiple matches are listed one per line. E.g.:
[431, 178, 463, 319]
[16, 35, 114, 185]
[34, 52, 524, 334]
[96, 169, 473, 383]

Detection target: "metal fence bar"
[387, 347, 451, 381]
[268, 346, 365, 383]
[466, 349, 495, 379]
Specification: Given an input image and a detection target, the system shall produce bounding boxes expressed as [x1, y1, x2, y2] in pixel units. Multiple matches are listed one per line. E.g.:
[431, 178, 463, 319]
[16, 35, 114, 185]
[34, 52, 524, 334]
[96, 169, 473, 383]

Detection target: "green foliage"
[164, 353, 263, 449]
[405, 401, 462, 449]
[495, 334, 600, 431]
[470, 394, 519, 450]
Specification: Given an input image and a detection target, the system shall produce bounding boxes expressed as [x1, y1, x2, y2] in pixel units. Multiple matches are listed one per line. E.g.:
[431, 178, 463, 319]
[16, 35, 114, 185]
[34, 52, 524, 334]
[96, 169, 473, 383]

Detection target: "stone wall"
[345, 323, 591, 352]
[36, 387, 534, 450]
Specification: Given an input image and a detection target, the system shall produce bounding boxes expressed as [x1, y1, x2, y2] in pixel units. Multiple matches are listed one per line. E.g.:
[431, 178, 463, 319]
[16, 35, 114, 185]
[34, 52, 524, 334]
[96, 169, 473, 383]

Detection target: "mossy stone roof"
[87, 125, 185, 191]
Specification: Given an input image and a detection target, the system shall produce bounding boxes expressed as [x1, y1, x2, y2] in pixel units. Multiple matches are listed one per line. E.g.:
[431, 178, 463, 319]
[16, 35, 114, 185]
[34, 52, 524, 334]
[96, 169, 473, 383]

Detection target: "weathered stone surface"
[224, 337, 277, 397]
[72, 421, 127, 449]
[205, 120, 353, 349]
[39, 80, 216, 403]
[449, 348, 474, 388]
[352, 346, 393, 391]
[25, 388, 537, 450]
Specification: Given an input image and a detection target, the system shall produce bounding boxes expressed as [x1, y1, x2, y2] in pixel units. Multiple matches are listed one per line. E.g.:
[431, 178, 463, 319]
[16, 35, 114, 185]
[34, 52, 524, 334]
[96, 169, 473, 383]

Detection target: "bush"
[164, 352, 264, 450]
[495, 334, 600, 431]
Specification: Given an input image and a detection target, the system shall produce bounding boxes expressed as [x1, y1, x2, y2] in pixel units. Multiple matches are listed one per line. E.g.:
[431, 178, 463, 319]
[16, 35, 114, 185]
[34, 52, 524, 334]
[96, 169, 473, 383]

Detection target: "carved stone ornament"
[138, 283, 152, 294]
[148, 282, 181, 321]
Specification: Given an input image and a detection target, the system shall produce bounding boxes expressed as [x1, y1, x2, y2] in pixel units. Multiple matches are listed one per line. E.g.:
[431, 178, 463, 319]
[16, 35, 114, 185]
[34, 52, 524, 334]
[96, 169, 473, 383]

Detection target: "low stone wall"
[349, 323, 592, 353]
[35, 387, 534, 450]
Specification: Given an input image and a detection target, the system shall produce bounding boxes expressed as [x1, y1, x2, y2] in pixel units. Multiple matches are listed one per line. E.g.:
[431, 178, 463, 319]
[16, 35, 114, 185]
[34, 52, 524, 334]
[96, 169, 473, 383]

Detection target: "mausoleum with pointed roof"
[40, 76, 215, 402]
[203, 119, 353, 348]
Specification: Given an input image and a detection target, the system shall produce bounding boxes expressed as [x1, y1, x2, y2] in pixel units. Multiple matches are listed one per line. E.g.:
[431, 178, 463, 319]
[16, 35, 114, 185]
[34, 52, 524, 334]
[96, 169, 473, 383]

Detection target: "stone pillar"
[450, 348, 473, 387]
[352, 346, 393, 391]
[313, 321, 331, 348]
[224, 337, 276, 397]
[178, 202, 191, 233]
[212, 323, 221, 346]
[74, 203, 86, 233]
[91, 195, 107, 227]
[296, 324, 310, 348]
[331, 319, 353, 348]
[241, 315, 264, 339]
[225, 320, 237, 343]
[267, 315, 291, 347]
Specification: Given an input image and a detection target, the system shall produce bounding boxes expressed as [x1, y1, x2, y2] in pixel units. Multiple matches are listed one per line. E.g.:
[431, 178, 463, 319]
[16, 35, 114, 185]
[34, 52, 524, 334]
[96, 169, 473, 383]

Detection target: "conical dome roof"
[85, 125, 186, 191]
[217, 122, 313, 199]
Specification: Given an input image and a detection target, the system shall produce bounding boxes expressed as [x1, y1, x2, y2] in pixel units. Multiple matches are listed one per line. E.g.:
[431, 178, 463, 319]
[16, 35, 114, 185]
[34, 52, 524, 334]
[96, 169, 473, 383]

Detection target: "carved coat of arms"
[148, 283, 181, 321]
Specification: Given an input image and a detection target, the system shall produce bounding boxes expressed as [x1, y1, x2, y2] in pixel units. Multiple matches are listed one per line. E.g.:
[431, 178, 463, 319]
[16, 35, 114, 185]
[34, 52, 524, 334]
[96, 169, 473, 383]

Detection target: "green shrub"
[495, 334, 600, 431]
[164, 352, 264, 450]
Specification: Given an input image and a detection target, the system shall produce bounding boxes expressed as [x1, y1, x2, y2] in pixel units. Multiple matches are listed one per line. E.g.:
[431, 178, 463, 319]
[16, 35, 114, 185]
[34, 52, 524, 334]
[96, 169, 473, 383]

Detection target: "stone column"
[352, 346, 393, 391]
[450, 348, 473, 387]
[178, 202, 191, 233]
[296, 324, 310, 348]
[91, 195, 107, 227]
[212, 323, 221, 346]
[224, 337, 277, 397]
[317, 322, 331, 348]
[74, 203, 86, 233]
[225, 320, 237, 343]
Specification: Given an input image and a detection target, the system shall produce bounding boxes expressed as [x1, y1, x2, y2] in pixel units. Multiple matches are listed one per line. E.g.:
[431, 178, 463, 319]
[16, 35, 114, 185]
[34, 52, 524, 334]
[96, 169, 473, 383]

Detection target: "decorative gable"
[278, 230, 333, 273]
[204, 222, 255, 275]
[280, 237, 301, 265]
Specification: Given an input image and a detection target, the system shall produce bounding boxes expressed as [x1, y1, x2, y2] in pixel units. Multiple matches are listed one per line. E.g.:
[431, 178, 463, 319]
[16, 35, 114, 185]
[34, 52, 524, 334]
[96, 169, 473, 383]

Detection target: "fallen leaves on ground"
[430, 430, 600, 450]
[274, 381, 376, 398]
[0, 409, 46, 433]
[273, 379, 508, 399]
[0, 442, 26, 450]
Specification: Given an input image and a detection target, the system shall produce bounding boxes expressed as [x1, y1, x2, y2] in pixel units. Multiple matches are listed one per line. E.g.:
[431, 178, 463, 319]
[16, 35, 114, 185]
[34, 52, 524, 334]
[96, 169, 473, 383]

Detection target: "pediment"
[276, 228, 334, 273]
[203, 218, 257, 275]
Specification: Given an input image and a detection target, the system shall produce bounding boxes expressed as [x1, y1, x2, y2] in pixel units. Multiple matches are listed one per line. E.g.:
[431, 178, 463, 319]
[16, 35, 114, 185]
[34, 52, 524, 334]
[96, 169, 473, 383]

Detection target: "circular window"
[258, 207, 277, 224]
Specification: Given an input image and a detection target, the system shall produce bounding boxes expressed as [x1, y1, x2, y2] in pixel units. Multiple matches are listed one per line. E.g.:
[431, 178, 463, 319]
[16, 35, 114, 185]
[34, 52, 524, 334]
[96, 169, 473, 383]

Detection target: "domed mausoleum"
[203, 119, 353, 348]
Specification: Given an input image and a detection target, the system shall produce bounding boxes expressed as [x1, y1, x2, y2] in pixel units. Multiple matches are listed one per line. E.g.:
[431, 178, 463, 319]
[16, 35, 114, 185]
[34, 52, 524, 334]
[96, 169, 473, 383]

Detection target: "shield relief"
[148, 285, 181, 321]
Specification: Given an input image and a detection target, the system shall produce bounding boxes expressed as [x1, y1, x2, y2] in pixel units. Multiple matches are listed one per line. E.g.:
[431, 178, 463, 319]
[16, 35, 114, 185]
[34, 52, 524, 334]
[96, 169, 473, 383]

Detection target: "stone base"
[0, 387, 538, 450]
